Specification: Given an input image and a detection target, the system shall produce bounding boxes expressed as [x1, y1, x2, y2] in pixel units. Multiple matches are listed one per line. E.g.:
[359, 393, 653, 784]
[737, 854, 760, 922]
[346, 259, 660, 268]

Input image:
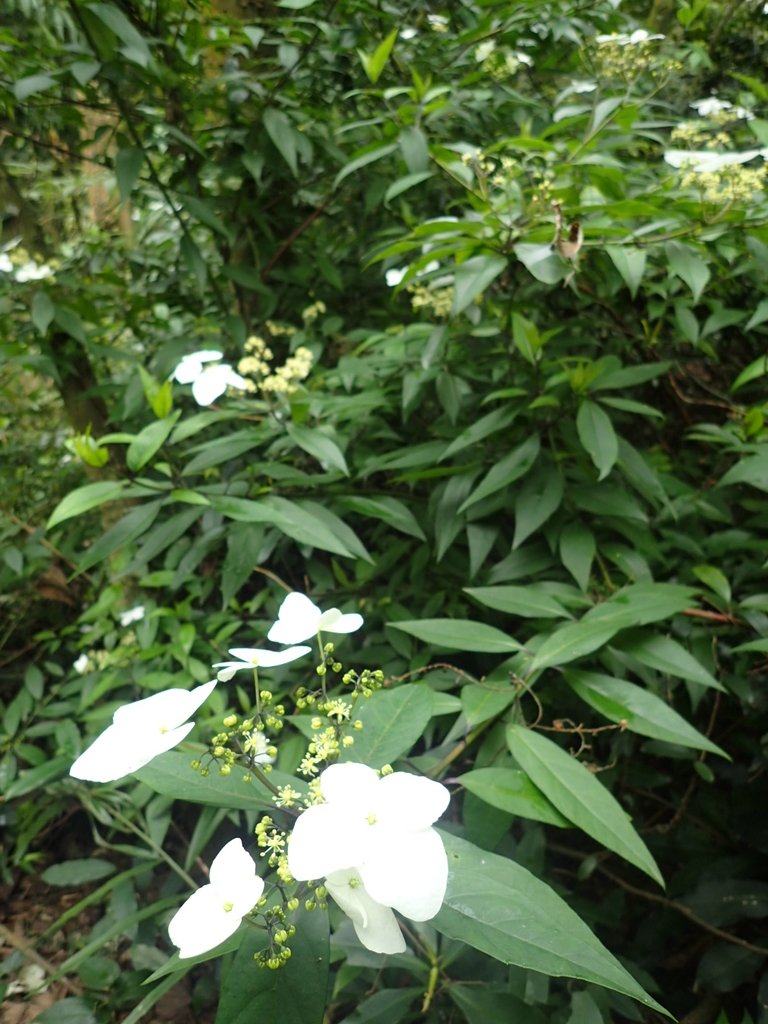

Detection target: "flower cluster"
[593, 28, 665, 80]
[68, 592, 451, 964]
[236, 334, 315, 396]
[665, 148, 768, 205]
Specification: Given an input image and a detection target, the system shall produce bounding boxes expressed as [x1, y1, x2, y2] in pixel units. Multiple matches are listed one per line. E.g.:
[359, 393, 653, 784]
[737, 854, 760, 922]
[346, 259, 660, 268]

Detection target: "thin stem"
[110, 808, 197, 890]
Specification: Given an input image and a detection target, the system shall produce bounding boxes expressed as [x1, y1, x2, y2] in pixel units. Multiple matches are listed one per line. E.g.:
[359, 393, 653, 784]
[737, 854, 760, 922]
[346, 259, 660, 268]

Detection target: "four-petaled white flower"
[664, 148, 768, 172]
[288, 763, 450, 954]
[268, 593, 364, 645]
[690, 97, 753, 120]
[171, 350, 248, 406]
[168, 839, 264, 958]
[596, 29, 664, 45]
[69, 680, 217, 783]
[213, 644, 311, 681]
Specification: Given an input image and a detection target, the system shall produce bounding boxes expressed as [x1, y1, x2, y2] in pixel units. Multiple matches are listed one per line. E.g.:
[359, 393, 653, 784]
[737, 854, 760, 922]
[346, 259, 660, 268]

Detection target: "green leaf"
[513, 242, 567, 284]
[506, 726, 663, 885]
[115, 147, 144, 202]
[182, 194, 232, 240]
[77, 500, 164, 574]
[357, 29, 398, 84]
[211, 495, 365, 560]
[559, 523, 595, 591]
[384, 171, 433, 203]
[42, 859, 116, 886]
[339, 685, 433, 767]
[440, 406, 516, 461]
[618, 633, 724, 691]
[4, 755, 73, 799]
[126, 412, 181, 472]
[460, 683, 515, 727]
[87, 3, 151, 67]
[692, 564, 731, 604]
[336, 495, 425, 539]
[565, 670, 729, 757]
[390, 619, 520, 654]
[458, 435, 540, 513]
[47, 481, 129, 530]
[718, 451, 768, 492]
[451, 255, 507, 316]
[286, 423, 348, 475]
[460, 767, 571, 827]
[605, 246, 646, 298]
[744, 298, 768, 333]
[529, 583, 697, 673]
[512, 312, 542, 364]
[33, 998, 98, 1024]
[263, 107, 299, 175]
[433, 832, 669, 1013]
[335, 142, 398, 188]
[31, 291, 55, 334]
[215, 908, 329, 1024]
[577, 400, 618, 481]
[134, 752, 305, 811]
[513, 464, 564, 548]
[666, 241, 710, 303]
[465, 585, 570, 619]
[14, 73, 56, 100]
[338, 988, 421, 1024]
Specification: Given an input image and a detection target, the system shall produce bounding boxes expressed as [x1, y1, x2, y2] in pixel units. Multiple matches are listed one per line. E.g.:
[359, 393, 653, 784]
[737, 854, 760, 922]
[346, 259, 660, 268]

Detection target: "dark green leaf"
[460, 767, 571, 827]
[339, 685, 433, 767]
[42, 859, 116, 886]
[390, 619, 520, 654]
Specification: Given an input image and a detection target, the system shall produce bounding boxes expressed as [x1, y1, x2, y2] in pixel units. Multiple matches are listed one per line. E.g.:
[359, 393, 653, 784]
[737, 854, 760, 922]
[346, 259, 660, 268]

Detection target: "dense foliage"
[2, 0, 768, 1022]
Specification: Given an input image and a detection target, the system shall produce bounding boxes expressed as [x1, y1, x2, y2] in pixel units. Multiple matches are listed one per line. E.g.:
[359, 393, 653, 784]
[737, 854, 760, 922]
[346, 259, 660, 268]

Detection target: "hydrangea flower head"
[288, 763, 450, 952]
[268, 593, 363, 645]
[69, 680, 216, 782]
[168, 839, 264, 958]
[213, 644, 311, 681]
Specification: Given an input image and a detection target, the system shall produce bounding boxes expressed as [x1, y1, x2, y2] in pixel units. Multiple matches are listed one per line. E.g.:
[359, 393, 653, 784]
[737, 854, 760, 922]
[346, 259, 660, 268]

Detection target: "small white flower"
[168, 839, 264, 958]
[0, 253, 13, 274]
[243, 730, 274, 765]
[69, 680, 216, 782]
[385, 267, 407, 287]
[690, 97, 754, 120]
[171, 351, 249, 406]
[213, 644, 311, 681]
[664, 147, 768, 172]
[268, 593, 364, 645]
[73, 653, 91, 674]
[570, 79, 598, 94]
[288, 763, 450, 952]
[119, 605, 145, 627]
[596, 29, 664, 45]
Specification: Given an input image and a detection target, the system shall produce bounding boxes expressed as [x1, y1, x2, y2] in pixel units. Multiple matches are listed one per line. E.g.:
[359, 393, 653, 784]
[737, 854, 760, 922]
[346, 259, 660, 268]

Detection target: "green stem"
[110, 808, 198, 890]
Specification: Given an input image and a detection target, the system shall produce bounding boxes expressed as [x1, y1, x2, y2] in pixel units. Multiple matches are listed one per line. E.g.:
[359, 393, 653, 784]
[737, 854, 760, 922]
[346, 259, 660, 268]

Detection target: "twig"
[0, 922, 82, 996]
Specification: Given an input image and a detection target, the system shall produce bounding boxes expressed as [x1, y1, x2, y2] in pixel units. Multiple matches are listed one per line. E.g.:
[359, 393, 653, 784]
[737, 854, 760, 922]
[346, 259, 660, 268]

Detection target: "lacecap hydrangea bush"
[69, 590, 668, 1016]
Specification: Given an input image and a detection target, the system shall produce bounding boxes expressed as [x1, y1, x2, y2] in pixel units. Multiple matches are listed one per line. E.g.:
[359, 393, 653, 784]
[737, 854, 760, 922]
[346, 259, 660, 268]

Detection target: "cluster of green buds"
[255, 815, 291, 876]
[190, 703, 282, 781]
[253, 902, 297, 970]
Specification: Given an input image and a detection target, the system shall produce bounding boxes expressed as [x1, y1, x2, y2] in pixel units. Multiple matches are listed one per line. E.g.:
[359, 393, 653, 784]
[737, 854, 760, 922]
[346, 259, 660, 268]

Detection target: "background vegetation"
[1, 0, 768, 1021]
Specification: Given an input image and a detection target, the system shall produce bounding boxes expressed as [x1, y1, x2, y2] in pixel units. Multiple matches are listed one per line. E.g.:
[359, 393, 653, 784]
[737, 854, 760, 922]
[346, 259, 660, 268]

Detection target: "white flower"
[385, 267, 407, 287]
[73, 653, 91, 674]
[664, 148, 768, 172]
[168, 839, 264, 958]
[0, 253, 13, 274]
[213, 644, 311, 681]
[288, 763, 450, 952]
[15, 261, 54, 282]
[690, 97, 754, 120]
[69, 680, 216, 782]
[119, 605, 145, 627]
[325, 868, 407, 954]
[243, 730, 274, 765]
[171, 350, 249, 406]
[268, 593, 363, 645]
[596, 29, 664, 45]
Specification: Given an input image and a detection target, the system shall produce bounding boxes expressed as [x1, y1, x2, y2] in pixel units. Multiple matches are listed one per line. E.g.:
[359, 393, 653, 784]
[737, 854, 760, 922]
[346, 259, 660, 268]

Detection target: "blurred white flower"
[213, 644, 311, 681]
[570, 80, 598, 94]
[385, 267, 407, 287]
[268, 593, 363, 645]
[690, 96, 754, 120]
[0, 254, 13, 274]
[596, 29, 664, 45]
[171, 350, 248, 406]
[288, 763, 450, 952]
[73, 653, 91, 674]
[70, 680, 216, 782]
[664, 147, 768, 172]
[119, 605, 145, 627]
[15, 261, 54, 282]
[168, 839, 264, 958]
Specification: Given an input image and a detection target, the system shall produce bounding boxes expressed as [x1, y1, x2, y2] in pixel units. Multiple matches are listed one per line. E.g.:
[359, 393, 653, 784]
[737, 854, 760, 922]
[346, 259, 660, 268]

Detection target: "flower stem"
[110, 808, 198, 890]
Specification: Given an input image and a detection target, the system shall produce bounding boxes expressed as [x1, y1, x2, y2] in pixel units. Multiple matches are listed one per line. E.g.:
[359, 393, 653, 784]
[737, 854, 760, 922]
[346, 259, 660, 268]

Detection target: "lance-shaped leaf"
[433, 832, 669, 1015]
[507, 725, 663, 886]
[390, 619, 520, 654]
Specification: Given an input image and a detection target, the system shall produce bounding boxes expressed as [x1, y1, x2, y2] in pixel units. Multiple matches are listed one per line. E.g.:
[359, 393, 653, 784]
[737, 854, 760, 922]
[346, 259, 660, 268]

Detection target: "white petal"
[326, 869, 406, 954]
[172, 351, 223, 384]
[375, 772, 450, 831]
[209, 838, 264, 914]
[168, 885, 244, 959]
[114, 680, 216, 732]
[267, 593, 321, 644]
[361, 827, 447, 921]
[320, 762, 380, 813]
[69, 721, 195, 782]
[215, 665, 238, 681]
[287, 804, 368, 880]
[192, 364, 232, 405]
[225, 646, 311, 667]
[317, 609, 364, 635]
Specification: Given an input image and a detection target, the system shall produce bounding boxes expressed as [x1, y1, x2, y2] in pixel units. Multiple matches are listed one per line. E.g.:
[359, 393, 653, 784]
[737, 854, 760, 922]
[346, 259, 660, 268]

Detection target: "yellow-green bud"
[287, 898, 299, 912]
[220, 764, 232, 776]
[223, 714, 237, 728]
[342, 736, 354, 747]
